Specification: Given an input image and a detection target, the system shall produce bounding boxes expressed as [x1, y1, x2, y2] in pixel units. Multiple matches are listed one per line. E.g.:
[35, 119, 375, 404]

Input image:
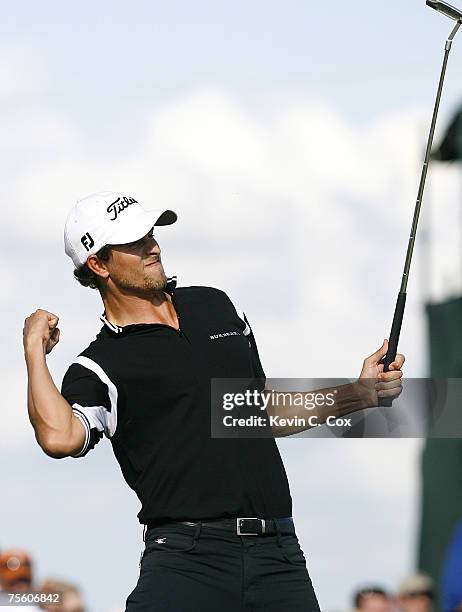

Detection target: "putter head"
[426, 0, 462, 21]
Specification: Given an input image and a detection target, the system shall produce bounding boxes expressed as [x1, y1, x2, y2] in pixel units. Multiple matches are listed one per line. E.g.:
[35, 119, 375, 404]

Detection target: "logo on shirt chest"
[209, 331, 242, 340]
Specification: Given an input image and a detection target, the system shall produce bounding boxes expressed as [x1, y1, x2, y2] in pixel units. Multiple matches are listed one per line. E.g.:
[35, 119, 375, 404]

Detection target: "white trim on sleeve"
[71, 408, 91, 458]
[73, 356, 118, 437]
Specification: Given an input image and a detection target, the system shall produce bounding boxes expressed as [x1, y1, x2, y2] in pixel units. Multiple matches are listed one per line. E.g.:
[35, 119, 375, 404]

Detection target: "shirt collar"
[100, 275, 178, 334]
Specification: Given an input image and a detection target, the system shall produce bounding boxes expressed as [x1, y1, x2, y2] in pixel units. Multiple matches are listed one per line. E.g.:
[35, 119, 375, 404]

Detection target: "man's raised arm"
[264, 339, 405, 437]
[23, 309, 85, 458]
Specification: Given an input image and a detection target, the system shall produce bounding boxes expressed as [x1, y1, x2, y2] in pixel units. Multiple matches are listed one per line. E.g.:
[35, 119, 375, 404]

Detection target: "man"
[353, 586, 393, 612]
[0, 549, 33, 595]
[0, 549, 40, 610]
[23, 191, 404, 611]
[39, 578, 85, 612]
[396, 574, 435, 612]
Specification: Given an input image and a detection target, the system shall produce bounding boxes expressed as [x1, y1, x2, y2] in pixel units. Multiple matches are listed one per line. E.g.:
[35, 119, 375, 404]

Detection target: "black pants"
[125, 521, 320, 611]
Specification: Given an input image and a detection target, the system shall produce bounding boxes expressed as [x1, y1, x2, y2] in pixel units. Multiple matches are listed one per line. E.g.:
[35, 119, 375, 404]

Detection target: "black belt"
[147, 517, 295, 536]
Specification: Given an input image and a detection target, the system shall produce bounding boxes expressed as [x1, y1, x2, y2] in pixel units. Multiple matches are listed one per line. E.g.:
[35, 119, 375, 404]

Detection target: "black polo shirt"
[61, 277, 293, 524]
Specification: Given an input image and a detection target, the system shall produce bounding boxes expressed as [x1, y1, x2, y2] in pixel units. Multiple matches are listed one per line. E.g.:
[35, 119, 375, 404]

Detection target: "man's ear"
[87, 254, 110, 280]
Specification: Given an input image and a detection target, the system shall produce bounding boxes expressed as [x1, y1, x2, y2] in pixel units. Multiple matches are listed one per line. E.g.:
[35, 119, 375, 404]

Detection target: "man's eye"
[128, 239, 143, 248]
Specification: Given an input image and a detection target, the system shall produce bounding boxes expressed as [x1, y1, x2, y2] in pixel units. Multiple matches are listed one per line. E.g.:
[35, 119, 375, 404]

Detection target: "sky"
[2, 0, 462, 610]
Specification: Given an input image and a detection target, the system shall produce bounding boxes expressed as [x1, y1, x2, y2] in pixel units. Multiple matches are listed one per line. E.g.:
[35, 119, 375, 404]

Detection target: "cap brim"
[154, 209, 177, 226]
[104, 208, 177, 246]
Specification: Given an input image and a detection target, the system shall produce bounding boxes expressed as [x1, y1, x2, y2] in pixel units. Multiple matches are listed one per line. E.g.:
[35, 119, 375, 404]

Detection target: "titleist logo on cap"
[107, 196, 138, 221]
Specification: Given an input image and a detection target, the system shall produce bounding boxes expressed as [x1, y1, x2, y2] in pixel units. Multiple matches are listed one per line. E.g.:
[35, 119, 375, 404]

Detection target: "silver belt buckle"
[236, 517, 266, 536]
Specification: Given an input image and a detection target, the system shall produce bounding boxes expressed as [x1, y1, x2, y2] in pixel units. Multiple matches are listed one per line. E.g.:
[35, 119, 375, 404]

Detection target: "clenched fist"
[23, 309, 61, 355]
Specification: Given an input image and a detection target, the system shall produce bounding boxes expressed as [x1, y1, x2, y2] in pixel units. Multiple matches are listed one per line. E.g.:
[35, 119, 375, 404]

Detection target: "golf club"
[379, 1, 462, 407]
[427, 0, 462, 21]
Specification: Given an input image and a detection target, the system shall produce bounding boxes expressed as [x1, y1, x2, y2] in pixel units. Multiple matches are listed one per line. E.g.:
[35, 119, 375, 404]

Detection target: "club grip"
[379, 291, 406, 408]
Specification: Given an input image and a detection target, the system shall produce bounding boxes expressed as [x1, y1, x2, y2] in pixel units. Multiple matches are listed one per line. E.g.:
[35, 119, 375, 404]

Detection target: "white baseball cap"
[64, 191, 177, 267]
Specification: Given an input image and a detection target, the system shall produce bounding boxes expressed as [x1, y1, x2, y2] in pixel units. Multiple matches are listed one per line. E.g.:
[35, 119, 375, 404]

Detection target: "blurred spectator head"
[396, 574, 435, 612]
[353, 586, 392, 612]
[0, 549, 33, 592]
[39, 579, 85, 612]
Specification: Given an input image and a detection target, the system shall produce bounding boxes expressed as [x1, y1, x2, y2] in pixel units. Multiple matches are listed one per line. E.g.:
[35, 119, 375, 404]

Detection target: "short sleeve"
[61, 358, 115, 458]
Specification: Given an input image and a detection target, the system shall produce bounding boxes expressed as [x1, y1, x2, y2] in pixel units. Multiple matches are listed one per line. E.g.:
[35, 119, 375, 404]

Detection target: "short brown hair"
[73, 245, 112, 290]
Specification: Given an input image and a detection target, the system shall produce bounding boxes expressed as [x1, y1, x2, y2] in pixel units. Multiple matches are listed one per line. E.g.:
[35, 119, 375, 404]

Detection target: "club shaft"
[400, 20, 461, 293]
[379, 20, 461, 408]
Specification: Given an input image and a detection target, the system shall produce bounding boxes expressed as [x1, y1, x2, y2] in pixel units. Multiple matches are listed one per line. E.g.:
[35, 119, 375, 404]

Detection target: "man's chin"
[144, 272, 168, 292]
